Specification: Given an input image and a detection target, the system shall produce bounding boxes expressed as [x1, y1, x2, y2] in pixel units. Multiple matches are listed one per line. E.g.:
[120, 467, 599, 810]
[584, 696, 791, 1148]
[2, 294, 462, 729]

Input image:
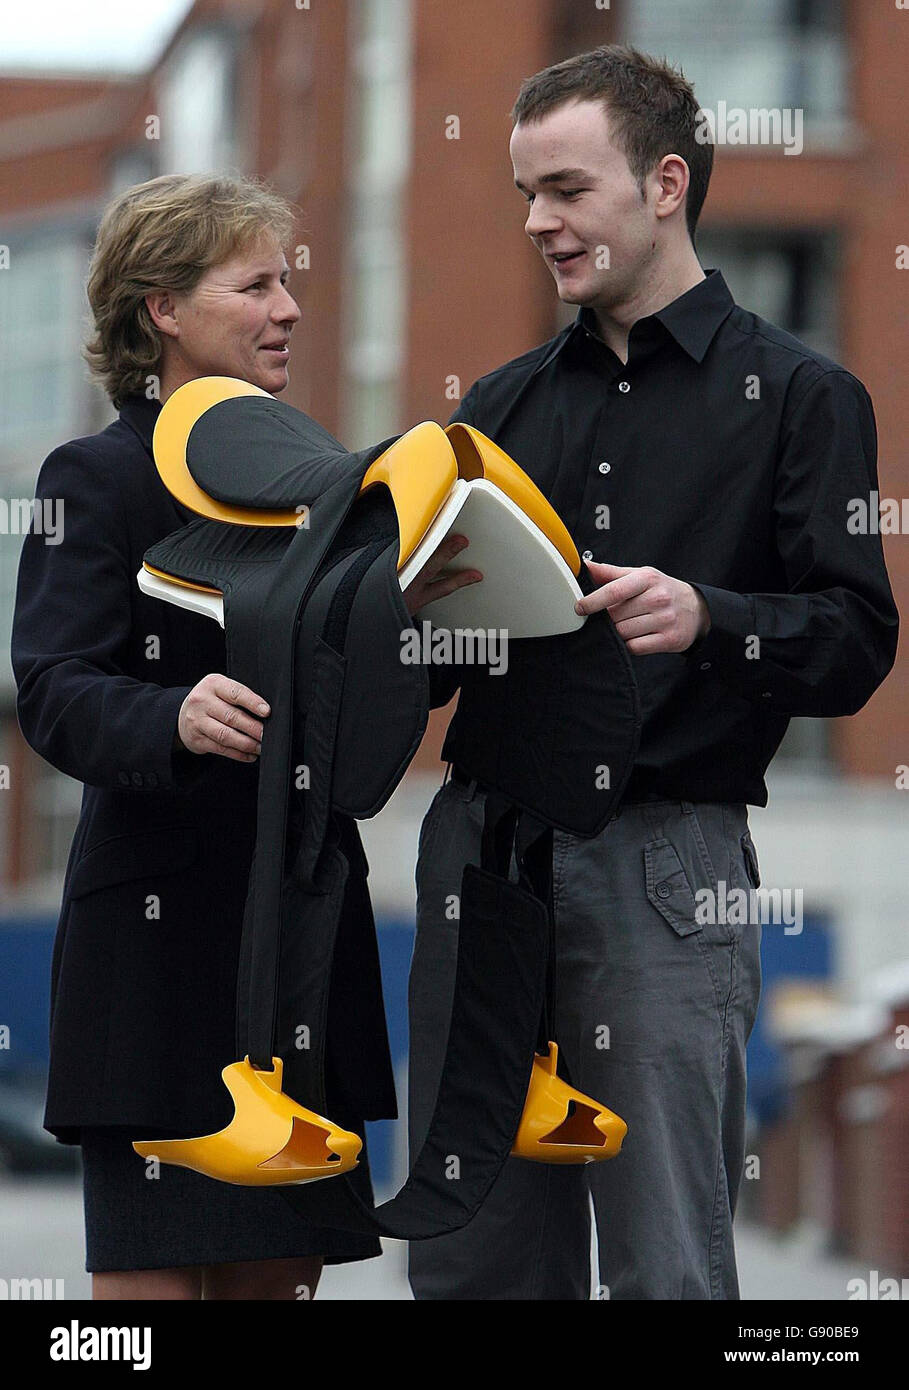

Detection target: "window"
[157, 27, 237, 174]
[0, 238, 90, 457]
[624, 0, 848, 136]
[696, 227, 839, 361]
[342, 0, 412, 447]
[0, 235, 94, 699]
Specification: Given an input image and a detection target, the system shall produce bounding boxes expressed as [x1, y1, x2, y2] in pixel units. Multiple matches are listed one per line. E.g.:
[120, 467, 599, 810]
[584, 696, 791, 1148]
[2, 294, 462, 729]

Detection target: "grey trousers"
[407, 775, 762, 1300]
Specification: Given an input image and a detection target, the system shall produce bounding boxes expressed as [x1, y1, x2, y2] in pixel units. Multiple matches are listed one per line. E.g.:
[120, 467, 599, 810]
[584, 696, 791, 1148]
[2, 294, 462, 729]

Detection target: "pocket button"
[656, 881, 672, 899]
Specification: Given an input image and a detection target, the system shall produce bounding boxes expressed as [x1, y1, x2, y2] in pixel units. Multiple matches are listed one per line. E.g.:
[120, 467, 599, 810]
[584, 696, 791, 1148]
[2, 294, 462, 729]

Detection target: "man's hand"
[575, 561, 711, 654]
[402, 533, 482, 617]
[177, 674, 270, 761]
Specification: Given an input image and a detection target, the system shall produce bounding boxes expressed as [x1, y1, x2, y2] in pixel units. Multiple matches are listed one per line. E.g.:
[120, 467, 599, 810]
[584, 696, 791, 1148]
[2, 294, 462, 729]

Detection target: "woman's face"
[158, 233, 302, 396]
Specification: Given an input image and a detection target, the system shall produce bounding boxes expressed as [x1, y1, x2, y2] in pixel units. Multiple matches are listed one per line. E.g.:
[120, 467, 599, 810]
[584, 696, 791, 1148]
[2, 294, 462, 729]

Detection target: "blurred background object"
[0, 0, 906, 1298]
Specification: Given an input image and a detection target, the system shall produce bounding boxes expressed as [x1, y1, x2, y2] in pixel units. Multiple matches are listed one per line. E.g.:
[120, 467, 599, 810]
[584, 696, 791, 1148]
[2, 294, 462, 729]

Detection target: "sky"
[1, 0, 195, 74]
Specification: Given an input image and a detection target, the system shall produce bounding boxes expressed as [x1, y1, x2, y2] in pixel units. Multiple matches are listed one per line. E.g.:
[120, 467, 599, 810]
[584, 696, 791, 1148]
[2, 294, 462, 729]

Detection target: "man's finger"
[614, 613, 661, 640]
[625, 632, 674, 656]
[583, 559, 634, 579]
[576, 569, 652, 614]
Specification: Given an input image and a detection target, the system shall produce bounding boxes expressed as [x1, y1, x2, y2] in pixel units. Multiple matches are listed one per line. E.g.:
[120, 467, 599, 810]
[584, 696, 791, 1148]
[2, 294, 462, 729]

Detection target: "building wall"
[1, 0, 906, 844]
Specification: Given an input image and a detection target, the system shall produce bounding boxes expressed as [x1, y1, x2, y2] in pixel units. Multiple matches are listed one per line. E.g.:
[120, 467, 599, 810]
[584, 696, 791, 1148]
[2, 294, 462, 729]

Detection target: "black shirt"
[436, 269, 898, 806]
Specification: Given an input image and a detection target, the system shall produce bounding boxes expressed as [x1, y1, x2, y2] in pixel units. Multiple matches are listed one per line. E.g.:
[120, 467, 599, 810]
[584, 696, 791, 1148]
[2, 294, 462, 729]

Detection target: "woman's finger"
[198, 714, 262, 756]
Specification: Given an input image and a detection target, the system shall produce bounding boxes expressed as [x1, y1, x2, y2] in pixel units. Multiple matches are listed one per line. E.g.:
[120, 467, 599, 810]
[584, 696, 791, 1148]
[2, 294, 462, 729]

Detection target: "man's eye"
[561, 189, 583, 199]
[245, 281, 263, 291]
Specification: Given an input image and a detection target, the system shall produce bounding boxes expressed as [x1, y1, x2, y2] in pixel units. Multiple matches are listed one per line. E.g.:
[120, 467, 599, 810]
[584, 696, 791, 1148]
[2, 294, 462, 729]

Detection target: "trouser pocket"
[644, 837, 703, 937]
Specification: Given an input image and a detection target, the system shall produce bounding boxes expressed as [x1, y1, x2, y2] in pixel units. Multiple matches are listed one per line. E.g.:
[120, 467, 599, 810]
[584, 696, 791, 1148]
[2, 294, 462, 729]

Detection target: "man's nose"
[524, 199, 562, 239]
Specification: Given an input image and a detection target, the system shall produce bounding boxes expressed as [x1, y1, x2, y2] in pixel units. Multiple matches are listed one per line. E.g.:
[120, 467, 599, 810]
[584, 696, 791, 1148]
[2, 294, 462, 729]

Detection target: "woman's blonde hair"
[84, 173, 296, 406]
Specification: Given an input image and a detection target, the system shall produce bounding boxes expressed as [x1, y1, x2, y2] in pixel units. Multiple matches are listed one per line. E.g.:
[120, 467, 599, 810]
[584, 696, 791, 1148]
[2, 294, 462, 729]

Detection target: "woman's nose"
[274, 286, 302, 323]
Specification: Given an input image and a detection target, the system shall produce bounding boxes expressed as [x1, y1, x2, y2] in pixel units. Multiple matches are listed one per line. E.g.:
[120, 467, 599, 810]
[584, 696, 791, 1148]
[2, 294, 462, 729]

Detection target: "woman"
[11, 172, 477, 1300]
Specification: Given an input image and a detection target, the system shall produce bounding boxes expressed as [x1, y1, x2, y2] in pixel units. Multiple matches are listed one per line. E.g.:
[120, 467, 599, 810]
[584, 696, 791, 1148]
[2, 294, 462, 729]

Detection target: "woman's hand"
[176, 674, 270, 761]
[402, 533, 482, 618]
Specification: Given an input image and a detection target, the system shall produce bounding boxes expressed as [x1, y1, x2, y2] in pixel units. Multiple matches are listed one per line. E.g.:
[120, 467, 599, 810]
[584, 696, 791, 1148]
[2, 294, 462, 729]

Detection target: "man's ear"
[653, 153, 690, 222]
[145, 290, 180, 339]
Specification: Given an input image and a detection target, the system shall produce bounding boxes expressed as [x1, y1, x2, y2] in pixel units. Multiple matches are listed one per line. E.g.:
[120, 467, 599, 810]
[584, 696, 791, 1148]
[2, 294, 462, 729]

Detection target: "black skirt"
[81, 1126, 382, 1272]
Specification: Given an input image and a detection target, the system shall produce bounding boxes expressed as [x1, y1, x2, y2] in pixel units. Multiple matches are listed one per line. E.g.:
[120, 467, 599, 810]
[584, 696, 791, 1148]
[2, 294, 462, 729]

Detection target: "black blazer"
[11, 393, 395, 1143]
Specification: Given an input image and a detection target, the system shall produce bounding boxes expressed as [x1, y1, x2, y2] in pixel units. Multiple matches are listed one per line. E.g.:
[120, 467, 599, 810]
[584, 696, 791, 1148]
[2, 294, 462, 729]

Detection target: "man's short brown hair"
[511, 44, 713, 240]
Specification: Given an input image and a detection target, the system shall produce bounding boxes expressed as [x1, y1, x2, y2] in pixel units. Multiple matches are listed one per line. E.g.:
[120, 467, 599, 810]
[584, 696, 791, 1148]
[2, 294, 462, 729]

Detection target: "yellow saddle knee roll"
[511, 1042, 627, 1163]
[131, 1056, 362, 1186]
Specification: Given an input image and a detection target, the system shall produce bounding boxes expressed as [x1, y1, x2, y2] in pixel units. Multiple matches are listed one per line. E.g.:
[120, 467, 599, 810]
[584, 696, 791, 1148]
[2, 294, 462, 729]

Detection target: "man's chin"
[552, 274, 598, 307]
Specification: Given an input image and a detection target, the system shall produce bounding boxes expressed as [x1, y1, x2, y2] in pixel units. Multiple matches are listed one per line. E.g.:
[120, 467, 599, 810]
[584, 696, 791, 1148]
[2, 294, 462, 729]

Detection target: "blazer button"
[131, 771, 144, 787]
[146, 772, 158, 788]
[117, 771, 130, 786]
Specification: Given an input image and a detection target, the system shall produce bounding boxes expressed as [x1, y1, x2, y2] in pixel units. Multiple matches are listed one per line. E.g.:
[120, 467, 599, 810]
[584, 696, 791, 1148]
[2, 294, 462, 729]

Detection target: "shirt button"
[146, 772, 158, 788]
[117, 771, 130, 786]
[131, 771, 143, 787]
[582, 549, 594, 562]
[700, 661, 712, 671]
[598, 461, 611, 474]
[656, 881, 672, 899]
[618, 381, 631, 393]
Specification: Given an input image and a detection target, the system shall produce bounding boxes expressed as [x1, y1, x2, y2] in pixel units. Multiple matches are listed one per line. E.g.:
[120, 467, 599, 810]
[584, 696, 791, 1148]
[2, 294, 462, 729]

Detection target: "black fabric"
[186, 394, 397, 510]
[142, 392, 641, 1238]
[81, 1124, 382, 1271]
[439, 269, 898, 806]
[453, 563, 639, 837]
[279, 863, 549, 1239]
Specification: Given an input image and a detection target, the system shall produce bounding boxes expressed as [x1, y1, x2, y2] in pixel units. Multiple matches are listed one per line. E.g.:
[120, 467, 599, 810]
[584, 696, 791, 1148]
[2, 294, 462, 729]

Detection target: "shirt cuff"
[685, 583, 757, 672]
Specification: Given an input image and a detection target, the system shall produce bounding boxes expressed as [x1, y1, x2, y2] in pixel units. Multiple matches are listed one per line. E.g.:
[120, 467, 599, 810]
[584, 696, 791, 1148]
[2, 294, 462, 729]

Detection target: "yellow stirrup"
[132, 1057, 362, 1186]
[511, 1043, 627, 1163]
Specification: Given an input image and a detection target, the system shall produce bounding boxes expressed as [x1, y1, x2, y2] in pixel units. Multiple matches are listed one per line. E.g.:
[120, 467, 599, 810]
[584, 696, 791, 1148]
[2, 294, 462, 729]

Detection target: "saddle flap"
[450, 572, 641, 837]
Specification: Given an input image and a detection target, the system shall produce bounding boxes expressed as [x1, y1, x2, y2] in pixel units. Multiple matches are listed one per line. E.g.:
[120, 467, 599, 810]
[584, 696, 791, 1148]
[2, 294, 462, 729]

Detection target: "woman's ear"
[145, 290, 180, 339]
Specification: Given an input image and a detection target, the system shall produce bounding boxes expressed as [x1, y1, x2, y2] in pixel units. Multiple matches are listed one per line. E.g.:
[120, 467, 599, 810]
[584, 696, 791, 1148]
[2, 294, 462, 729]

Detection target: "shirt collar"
[536, 267, 735, 373]
[118, 392, 162, 454]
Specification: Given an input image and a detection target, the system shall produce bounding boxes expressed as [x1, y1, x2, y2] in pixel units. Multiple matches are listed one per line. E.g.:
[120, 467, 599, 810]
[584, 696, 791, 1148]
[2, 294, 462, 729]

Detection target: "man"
[407, 45, 898, 1300]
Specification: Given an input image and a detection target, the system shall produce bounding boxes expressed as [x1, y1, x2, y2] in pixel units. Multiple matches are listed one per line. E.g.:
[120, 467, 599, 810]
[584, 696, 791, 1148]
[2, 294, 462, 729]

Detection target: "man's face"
[168, 233, 301, 394]
[510, 99, 658, 311]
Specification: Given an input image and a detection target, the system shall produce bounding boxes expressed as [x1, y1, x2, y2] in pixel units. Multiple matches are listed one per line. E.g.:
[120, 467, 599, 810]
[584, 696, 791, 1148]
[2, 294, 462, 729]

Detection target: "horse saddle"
[131, 376, 641, 1239]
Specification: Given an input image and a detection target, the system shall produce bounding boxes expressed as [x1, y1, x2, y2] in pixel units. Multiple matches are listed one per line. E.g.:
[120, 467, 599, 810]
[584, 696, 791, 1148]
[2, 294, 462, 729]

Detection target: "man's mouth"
[548, 250, 585, 270]
[260, 341, 290, 356]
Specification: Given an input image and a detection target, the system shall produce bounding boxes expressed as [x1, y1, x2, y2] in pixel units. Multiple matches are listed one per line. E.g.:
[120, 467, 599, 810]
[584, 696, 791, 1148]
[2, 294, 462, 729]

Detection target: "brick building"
[0, 0, 906, 1270]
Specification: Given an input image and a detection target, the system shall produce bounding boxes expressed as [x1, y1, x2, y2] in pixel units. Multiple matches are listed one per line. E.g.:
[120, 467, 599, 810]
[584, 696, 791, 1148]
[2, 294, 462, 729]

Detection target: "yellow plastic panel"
[153, 377, 303, 527]
[359, 421, 458, 569]
[445, 423, 581, 576]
